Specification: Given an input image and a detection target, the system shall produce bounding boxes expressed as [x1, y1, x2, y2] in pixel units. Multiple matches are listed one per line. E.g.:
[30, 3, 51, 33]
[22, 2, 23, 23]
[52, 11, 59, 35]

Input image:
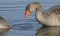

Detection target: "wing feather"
[44, 5, 60, 15]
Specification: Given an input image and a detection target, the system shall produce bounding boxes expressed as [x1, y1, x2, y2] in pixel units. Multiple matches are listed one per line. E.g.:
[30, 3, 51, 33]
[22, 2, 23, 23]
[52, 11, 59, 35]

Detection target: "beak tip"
[24, 9, 30, 18]
[24, 14, 27, 18]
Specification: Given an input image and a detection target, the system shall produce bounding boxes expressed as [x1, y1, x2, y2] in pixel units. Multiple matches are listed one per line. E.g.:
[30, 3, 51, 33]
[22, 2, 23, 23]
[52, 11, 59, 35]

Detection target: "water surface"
[0, 0, 60, 36]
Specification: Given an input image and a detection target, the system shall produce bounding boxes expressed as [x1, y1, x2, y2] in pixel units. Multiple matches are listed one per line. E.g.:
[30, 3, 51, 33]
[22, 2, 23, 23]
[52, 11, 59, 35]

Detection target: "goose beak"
[24, 9, 30, 18]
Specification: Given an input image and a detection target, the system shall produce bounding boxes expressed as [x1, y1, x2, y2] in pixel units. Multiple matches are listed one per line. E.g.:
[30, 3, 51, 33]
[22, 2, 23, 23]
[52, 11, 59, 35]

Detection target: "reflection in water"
[36, 27, 60, 36]
[0, 28, 10, 36]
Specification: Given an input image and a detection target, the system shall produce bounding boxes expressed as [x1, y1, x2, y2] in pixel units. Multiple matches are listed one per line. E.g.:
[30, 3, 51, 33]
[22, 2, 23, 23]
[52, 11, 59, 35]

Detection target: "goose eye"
[28, 7, 30, 8]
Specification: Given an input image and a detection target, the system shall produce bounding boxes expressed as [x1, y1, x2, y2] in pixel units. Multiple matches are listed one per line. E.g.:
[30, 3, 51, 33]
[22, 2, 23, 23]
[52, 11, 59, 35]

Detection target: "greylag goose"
[0, 16, 10, 29]
[24, 2, 60, 26]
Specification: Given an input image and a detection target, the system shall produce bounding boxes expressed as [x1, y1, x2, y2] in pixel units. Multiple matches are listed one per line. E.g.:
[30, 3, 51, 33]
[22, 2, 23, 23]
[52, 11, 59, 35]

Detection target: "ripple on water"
[11, 23, 41, 31]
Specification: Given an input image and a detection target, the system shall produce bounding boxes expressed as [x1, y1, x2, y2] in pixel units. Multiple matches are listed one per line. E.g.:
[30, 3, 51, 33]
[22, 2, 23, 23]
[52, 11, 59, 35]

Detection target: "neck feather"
[35, 6, 45, 22]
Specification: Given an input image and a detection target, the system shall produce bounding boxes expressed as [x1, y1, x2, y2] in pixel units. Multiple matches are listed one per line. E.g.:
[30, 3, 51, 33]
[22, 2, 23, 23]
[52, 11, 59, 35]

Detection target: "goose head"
[24, 2, 40, 18]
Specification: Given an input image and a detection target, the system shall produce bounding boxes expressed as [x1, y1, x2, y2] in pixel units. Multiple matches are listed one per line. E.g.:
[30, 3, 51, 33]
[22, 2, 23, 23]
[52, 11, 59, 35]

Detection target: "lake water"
[0, 0, 60, 36]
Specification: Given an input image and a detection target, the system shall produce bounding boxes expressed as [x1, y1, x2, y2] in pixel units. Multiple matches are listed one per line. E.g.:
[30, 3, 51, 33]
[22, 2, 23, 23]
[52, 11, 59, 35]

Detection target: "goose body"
[0, 16, 10, 29]
[24, 2, 60, 26]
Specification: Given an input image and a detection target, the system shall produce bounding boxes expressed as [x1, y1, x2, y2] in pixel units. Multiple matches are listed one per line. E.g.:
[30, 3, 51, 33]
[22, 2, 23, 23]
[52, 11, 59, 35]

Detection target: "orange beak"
[24, 9, 30, 18]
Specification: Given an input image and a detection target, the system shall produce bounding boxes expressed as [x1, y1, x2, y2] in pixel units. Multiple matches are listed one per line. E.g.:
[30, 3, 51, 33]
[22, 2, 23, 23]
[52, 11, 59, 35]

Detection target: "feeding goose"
[24, 2, 60, 26]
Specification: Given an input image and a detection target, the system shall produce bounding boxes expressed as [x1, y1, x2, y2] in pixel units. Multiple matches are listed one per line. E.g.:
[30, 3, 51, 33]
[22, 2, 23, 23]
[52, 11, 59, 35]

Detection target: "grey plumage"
[25, 2, 60, 26]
